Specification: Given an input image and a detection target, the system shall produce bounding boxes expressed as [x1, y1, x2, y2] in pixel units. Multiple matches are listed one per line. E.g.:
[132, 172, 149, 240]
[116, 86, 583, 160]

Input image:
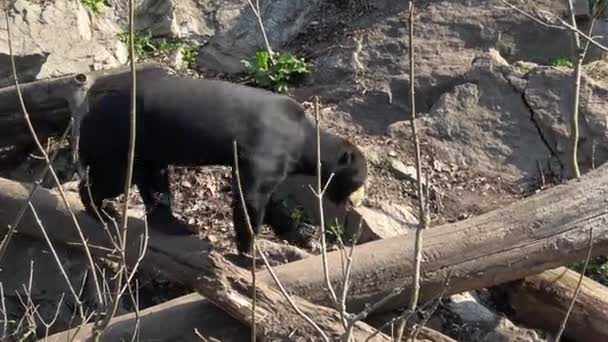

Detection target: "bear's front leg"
[231, 157, 286, 255]
[135, 165, 195, 235]
[78, 172, 123, 224]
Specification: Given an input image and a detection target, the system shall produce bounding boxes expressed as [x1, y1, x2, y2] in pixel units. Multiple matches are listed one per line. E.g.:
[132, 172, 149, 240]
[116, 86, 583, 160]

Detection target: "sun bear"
[77, 74, 367, 255]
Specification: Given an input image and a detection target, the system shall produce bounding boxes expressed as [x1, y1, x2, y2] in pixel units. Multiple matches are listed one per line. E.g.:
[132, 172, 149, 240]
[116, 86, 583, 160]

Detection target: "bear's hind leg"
[231, 158, 286, 255]
[135, 163, 195, 235]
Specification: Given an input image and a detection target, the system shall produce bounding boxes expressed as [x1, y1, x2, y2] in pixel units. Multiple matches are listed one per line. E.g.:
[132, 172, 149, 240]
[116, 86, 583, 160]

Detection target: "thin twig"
[0, 283, 7, 340]
[94, 0, 141, 333]
[232, 141, 329, 341]
[313, 96, 340, 309]
[498, 0, 608, 52]
[498, 0, 566, 30]
[364, 283, 447, 342]
[231, 141, 257, 341]
[410, 272, 451, 341]
[245, 0, 274, 55]
[566, 0, 582, 179]
[554, 228, 594, 342]
[0, 120, 73, 264]
[28, 202, 85, 319]
[396, 2, 429, 341]
[340, 221, 364, 341]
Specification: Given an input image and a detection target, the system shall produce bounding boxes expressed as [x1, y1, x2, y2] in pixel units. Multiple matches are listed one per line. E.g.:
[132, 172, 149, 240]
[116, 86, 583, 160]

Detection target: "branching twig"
[554, 228, 594, 342]
[409, 273, 451, 341]
[312, 96, 341, 311]
[28, 202, 85, 319]
[498, 0, 608, 52]
[245, 0, 274, 56]
[92, 0, 145, 334]
[0, 120, 73, 264]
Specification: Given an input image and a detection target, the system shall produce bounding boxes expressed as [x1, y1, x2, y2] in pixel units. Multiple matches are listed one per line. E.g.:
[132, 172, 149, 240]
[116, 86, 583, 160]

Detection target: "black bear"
[77, 74, 367, 255]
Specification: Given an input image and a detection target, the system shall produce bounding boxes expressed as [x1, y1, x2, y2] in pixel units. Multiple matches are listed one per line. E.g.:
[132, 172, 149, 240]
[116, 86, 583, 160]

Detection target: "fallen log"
[503, 266, 608, 342]
[0, 63, 173, 168]
[46, 292, 455, 342]
[46, 293, 249, 342]
[0, 62, 172, 118]
[0, 177, 397, 341]
[259, 163, 608, 314]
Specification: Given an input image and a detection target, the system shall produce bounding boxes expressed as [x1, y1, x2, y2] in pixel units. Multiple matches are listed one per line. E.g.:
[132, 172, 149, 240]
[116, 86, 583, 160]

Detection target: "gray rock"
[349, 202, 417, 242]
[302, 0, 572, 136]
[389, 158, 421, 183]
[109, 0, 230, 41]
[197, 0, 323, 73]
[0, 0, 126, 87]
[419, 53, 552, 184]
[256, 238, 311, 265]
[447, 291, 547, 342]
[524, 66, 608, 178]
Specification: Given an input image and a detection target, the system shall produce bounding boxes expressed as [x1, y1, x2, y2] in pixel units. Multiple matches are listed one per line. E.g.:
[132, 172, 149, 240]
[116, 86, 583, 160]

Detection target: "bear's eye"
[338, 151, 352, 166]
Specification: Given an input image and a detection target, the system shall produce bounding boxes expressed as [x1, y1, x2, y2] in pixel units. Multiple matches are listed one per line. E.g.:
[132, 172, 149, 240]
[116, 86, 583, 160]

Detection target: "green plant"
[117, 31, 198, 66]
[81, 0, 107, 14]
[550, 56, 574, 68]
[570, 255, 608, 286]
[180, 44, 198, 68]
[241, 50, 310, 94]
[117, 31, 157, 60]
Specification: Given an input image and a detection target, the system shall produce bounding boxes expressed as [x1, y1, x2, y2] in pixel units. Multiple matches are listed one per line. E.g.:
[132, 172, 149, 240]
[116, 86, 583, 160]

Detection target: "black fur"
[77, 74, 367, 255]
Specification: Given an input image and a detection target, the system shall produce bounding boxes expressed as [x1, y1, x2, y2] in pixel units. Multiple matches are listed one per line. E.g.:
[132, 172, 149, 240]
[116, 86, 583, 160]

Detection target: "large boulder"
[0, 0, 126, 87]
[417, 52, 553, 184]
[524, 65, 608, 178]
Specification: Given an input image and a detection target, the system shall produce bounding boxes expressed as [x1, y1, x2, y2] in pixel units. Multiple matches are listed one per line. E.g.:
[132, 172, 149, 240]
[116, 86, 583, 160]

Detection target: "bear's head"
[324, 139, 368, 209]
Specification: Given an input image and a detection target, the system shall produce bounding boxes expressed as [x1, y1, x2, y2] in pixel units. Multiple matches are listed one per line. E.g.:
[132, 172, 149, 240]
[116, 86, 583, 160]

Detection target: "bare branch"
[566, 0, 582, 179]
[554, 228, 594, 342]
[0, 120, 73, 263]
[27, 202, 85, 318]
[498, 0, 608, 52]
[396, 2, 429, 340]
[245, 0, 274, 55]
[313, 96, 340, 309]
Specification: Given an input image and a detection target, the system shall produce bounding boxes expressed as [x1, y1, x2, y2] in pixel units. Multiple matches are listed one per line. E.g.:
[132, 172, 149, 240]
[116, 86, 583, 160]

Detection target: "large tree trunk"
[503, 266, 608, 342]
[258, 163, 608, 314]
[0, 63, 172, 168]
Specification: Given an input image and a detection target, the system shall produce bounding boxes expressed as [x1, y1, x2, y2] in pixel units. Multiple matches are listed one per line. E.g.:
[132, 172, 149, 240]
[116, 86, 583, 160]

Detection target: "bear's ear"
[338, 150, 353, 166]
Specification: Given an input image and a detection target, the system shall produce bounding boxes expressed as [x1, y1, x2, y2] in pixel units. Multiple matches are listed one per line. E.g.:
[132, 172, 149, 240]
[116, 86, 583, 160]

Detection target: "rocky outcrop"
[524, 66, 608, 178]
[108, 0, 323, 73]
[417, 53, 553, 184]
[0, 0, 126, 87]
